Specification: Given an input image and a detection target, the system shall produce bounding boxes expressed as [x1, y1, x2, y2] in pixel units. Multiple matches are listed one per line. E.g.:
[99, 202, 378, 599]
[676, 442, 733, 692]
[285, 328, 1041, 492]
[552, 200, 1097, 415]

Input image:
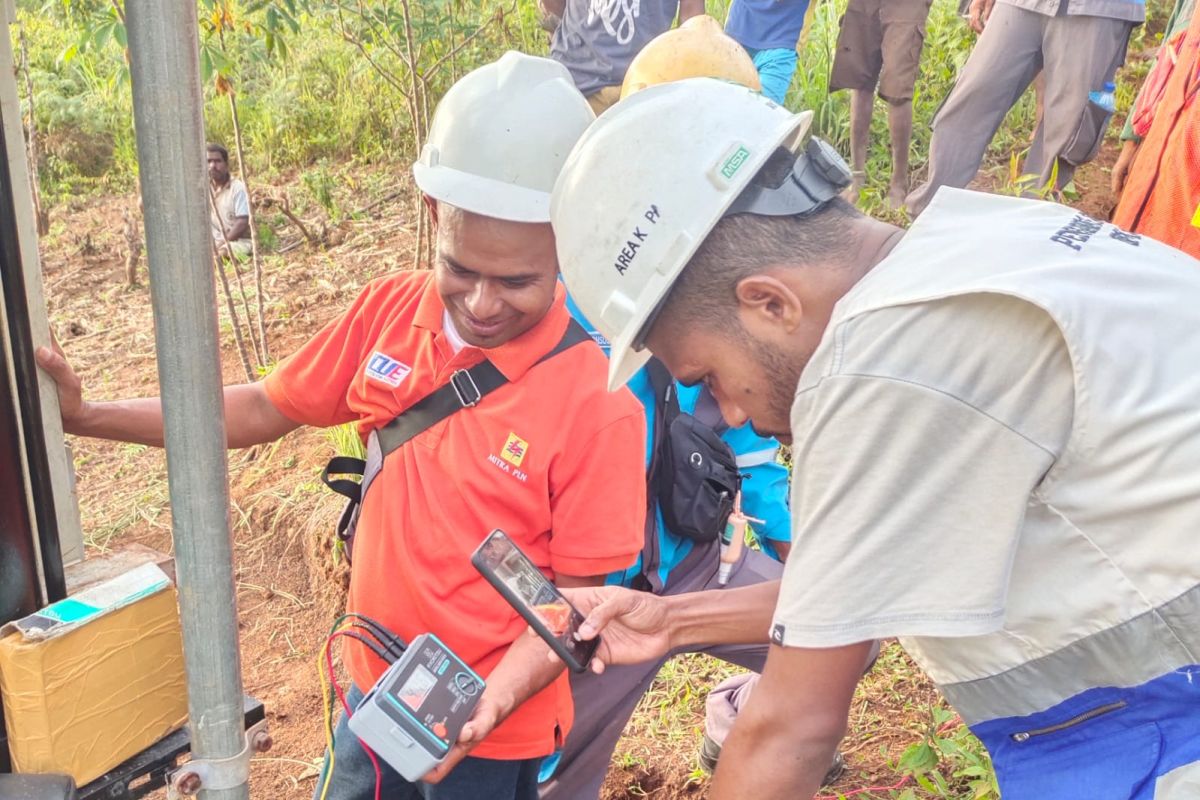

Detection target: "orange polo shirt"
[264, 271, 646, 759]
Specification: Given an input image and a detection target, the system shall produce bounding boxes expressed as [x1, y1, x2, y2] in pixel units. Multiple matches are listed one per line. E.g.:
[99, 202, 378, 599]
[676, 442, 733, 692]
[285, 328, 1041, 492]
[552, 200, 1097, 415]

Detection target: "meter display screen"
[397, 663, 437, 710]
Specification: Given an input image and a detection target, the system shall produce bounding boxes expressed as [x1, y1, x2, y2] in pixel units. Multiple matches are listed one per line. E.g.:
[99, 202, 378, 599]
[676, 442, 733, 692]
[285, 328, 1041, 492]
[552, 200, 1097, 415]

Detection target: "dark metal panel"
[0, 66, 67, 776]
[0, 116, 65, 605]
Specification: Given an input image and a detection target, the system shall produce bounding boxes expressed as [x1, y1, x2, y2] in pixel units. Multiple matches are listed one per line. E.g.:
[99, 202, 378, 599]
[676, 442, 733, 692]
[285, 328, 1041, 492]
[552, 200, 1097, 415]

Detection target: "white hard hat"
[552, 79, 815, 391]
[413, 51, 594, 223]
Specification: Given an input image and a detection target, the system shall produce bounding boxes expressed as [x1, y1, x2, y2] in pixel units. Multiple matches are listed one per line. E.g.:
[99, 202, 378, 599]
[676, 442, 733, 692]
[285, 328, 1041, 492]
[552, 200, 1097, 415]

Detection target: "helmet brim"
[606, 327, 654, 392]
[414, 161, 553, 223]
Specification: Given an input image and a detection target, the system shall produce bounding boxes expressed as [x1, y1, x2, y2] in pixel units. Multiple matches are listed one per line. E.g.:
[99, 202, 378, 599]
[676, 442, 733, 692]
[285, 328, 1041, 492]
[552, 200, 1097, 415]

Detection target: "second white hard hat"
[552, 79, 813, 391]
[414, 51, 595, 223]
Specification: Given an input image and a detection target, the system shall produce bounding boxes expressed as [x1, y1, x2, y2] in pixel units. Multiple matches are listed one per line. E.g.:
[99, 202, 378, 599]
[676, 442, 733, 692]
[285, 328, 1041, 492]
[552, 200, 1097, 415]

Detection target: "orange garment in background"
[1113, 4, 1200, 259]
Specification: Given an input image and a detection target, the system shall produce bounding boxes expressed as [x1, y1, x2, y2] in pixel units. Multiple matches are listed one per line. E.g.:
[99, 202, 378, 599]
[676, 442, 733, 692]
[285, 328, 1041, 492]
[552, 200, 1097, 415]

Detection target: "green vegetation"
[15, 0, 1167, 211]
[14, 0, 545, 199]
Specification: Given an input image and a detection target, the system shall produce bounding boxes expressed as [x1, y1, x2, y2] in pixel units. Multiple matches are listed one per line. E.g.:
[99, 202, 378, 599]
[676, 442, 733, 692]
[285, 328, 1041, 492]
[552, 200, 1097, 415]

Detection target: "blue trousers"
[314, 686, 543, 800]
[744, 46, 800, 105]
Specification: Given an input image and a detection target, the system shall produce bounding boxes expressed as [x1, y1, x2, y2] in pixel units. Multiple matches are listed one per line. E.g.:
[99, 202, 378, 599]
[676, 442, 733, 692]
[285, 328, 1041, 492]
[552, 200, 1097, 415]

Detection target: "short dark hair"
[206, 143, 229, 163]
[656, 197, 861, 334]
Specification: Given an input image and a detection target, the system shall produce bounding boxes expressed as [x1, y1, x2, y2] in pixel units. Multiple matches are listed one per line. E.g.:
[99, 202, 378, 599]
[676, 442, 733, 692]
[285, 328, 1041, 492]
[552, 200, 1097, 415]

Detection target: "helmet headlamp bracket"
[723, 137, 852, 219]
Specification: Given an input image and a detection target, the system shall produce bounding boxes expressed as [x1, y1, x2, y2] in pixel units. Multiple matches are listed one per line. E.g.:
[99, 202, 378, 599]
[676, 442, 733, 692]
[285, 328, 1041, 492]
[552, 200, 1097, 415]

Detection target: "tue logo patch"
[364, 351, 412, 388]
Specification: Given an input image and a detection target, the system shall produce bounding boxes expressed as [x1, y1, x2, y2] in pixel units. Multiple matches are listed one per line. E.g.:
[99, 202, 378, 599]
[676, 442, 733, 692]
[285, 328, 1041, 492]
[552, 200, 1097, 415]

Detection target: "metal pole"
[124, 4, 248, 800]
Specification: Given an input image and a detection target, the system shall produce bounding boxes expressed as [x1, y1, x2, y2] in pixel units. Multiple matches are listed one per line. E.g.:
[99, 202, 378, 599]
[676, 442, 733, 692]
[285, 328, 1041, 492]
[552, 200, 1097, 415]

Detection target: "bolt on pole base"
[168, 719, 271, 799]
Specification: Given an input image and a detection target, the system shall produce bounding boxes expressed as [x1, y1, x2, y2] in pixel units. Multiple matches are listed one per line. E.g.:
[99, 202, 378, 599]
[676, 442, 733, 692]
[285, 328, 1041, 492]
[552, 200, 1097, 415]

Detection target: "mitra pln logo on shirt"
[487, 432, 531, 484]
[501, 432, 529, 468]
[364, 351, 412, 388]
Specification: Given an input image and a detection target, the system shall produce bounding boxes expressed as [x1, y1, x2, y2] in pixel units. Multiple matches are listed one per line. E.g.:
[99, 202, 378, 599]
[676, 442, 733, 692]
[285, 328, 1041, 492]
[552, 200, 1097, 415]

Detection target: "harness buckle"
[451, 369, 481, 407]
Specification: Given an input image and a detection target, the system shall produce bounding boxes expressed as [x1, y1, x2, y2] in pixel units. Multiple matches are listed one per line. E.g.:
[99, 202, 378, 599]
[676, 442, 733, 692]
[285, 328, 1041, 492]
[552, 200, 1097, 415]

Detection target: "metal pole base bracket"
[167, 719, 271, 799]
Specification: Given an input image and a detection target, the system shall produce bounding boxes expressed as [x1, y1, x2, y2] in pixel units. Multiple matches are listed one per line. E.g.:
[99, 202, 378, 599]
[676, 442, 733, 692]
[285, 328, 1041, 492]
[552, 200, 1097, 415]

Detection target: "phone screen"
[472, 530, 599, 671]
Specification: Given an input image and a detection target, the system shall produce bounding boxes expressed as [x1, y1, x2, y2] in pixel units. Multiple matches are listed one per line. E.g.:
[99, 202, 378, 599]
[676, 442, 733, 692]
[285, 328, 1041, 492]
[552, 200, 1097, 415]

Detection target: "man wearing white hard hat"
[551, 78, 1200, 799]
[540, 30, 875, 799]
[35, 52, 647, 800]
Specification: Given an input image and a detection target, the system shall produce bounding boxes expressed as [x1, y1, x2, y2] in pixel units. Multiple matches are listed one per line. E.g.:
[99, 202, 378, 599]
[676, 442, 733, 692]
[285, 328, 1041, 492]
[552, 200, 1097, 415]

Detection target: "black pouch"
[656, 409, 741, 544]
[1062, 99, 1114, 167]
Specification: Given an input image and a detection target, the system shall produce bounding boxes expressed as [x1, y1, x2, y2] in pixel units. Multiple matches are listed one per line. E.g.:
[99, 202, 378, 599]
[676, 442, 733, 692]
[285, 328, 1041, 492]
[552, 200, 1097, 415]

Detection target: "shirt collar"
[412, 274, 570, 382]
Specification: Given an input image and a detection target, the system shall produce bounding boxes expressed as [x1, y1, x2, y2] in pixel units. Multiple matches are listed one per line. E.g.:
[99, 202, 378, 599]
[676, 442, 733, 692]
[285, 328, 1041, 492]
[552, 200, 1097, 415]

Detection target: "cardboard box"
[0, 564, 189, 785]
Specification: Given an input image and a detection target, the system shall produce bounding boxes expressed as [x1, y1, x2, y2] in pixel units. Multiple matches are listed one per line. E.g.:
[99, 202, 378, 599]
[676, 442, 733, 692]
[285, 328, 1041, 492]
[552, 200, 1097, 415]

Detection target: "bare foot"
[886, 180, 908, 211]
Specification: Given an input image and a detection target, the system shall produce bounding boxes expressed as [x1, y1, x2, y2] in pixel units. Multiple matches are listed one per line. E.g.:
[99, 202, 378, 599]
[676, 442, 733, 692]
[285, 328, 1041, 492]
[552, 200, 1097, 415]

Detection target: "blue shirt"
[565, 295, 791, 590]
[724, 0, 809, 51]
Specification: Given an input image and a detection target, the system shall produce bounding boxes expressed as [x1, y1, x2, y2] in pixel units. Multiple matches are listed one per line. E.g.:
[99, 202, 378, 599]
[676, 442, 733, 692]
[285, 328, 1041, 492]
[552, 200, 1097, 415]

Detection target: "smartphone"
[471, 529, 600, 673]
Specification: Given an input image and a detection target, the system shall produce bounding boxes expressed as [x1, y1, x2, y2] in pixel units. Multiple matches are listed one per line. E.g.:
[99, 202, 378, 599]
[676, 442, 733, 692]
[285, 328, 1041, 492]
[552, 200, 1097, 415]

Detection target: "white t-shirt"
[773, 292, 1074, 646]
[210, 178, 250, 245]
[442, 309, 468, 354]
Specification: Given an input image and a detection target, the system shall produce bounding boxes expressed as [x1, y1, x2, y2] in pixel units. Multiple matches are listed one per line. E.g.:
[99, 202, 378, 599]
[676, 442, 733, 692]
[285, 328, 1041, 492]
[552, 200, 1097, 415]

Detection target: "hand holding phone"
[471, 529, 600, 673]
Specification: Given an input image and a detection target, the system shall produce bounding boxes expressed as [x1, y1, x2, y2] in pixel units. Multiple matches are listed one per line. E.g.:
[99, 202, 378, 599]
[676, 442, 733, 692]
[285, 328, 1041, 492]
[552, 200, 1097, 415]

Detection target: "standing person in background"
[542, 0, 704, 114]
[829, 0, 935, 209]
[1111, 0, 1196, 195]
[960, 0, 1047, 140]
[907, 0, 1142, 216]
[207, 143, 252, 260]
[724, 0, 811, 104]
[1112, 0, 1200, 259]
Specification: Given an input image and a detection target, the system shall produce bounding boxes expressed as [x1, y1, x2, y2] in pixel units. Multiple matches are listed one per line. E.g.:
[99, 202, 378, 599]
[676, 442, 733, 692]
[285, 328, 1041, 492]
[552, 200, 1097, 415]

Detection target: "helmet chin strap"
[723, 138, 853, 219]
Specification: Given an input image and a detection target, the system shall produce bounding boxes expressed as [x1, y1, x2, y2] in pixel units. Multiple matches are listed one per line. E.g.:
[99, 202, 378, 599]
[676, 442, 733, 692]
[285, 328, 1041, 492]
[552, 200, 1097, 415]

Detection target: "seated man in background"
[207, 143, 252, 260]
[543, 0, 704, 114]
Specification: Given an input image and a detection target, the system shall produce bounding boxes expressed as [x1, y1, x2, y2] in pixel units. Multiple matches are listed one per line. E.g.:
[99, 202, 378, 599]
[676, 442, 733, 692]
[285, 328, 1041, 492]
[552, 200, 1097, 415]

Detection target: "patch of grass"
[326, 421, 366, 460]
[81, 470, 170, 551]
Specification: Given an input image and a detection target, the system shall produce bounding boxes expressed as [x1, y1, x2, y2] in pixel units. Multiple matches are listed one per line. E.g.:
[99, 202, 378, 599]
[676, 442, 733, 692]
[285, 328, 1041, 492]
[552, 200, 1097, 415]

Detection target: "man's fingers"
[35, 346, 73, 385]
[35, 345, 57, 370]
[967, 0, 985, 32]
[458, 696, 502, 745]
[590, 647, 608, 674]
[421, 746, 467, 784]
[458, 712, 493, 745]
[578, 601, 622, 640]
[577, 590, 641, 640]
[423, 708, 492, 783]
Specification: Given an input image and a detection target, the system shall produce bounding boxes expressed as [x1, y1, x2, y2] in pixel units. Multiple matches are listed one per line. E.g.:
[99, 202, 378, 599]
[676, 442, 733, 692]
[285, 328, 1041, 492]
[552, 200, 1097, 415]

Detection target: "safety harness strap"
[320, 319, 593, 508]
[376, 319, 592, 459]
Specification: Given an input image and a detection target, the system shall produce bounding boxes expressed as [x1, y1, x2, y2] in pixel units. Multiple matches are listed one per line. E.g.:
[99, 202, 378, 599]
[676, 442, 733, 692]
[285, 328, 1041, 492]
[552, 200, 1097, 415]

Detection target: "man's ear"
[423, 194, 439, 229]
[735, 275, 803, 335]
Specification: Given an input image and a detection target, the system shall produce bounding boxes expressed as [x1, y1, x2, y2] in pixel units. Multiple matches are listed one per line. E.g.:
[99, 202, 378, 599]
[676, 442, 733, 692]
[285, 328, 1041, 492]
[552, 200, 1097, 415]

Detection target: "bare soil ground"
[39, 120, 1122, 797]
